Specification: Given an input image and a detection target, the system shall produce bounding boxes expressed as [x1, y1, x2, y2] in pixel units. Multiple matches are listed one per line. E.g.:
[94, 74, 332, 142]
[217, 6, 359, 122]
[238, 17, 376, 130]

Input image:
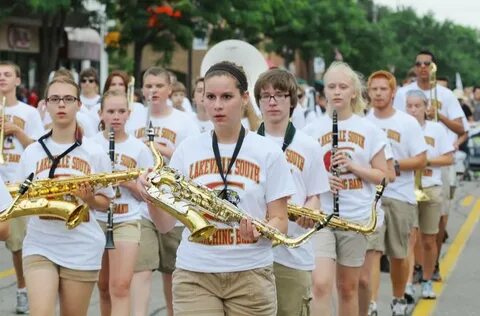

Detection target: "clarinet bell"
[105, 229, 115, 249]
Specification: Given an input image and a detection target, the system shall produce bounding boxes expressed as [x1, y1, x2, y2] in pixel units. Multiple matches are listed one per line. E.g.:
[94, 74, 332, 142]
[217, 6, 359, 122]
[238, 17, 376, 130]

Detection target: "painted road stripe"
[0, 268, 14, 279]
[413, 198, 480, 316]
[461, 195, 474, 207]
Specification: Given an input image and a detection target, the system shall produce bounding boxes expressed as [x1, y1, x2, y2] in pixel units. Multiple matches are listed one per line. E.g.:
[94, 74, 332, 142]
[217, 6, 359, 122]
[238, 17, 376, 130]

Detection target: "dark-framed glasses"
[46, 95, 78, 105]
[415, 61, 432, 67]
[259, 93, 290, 103]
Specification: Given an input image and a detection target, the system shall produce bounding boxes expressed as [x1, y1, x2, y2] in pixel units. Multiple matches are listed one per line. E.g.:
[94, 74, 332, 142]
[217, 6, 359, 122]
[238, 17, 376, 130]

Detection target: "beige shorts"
[380, 197, 416, 259]
[312, 229, 367, 267]
[23, 255, 99, 282]
[417, 186, 443, 235]
[5, 217, 26, 252]
[366, 224, 386, 253]
[158, 226, 183, 274]
[173, 266, 276, 316]
[98, 220, 141, 243]
[441, 166, 453, 215]
[135, 218, 159, 273]
[273, 262, 311, 316]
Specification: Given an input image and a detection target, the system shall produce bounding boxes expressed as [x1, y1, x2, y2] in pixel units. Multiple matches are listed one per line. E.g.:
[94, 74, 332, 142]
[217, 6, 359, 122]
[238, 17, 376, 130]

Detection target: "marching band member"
[393, 50, 466, 282]
[79, 68, 101, 111]
[366, 70, 427, 316]
[191, 77, 214, 133]
[18, 77, 113, 316]
[0, 175, 12, 240]
[91, 90, 153, 316]
[405, 90, 454, 299]
[140, 61, 295, 315]
[131, 66, 199, 316]
[88, 71, 147, 133]
[255, 68, 330, 316]
[303, 61, 388, 316]
[0, 60, 45, 314]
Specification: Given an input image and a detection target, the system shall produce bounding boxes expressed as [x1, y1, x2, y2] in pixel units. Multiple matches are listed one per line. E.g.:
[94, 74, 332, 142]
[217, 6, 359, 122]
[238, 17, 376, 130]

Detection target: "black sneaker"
[412, 265, 423, 284]
[432, 263, 442, 282]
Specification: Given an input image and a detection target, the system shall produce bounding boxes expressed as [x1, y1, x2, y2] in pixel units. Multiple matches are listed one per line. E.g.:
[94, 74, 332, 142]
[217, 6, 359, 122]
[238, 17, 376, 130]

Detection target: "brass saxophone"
[145, 166, 326, 248]
[1, 127, 164, 229]
[287, 179, 386, 235]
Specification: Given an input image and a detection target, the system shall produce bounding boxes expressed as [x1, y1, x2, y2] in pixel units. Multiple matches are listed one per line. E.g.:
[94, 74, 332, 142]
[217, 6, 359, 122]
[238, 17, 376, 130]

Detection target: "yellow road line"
[0, 268, 15, 279]
[413, 198, 480, 316]
[461, 195, 474, 207]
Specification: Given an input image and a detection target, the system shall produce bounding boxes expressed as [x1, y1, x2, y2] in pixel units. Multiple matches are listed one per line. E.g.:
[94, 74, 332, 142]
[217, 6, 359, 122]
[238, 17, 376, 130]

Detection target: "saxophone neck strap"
[38, 130, 81, 179]
[257, 121, 296, 152]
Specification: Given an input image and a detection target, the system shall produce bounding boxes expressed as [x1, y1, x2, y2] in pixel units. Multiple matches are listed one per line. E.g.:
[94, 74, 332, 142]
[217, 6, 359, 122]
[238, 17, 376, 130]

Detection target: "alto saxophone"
[1, 127, 164, 229]
[145, 166, 326, 248]
[287, 179, 386, 235]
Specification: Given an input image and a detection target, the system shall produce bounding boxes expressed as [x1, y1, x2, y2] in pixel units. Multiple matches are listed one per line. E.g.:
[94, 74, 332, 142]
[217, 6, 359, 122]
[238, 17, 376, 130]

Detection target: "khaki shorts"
[98, 220, 141, 243]
[172, 266, 276, 316]
[23, 255, 99, 282]
[380, 197, 416, 259]
[159, 226, 184, 274]
[417, 186, 443, 235]
[5, 217, 26, 252]
[441, 166, 452, 216]
[135, 218, 159, 273]
[273, 262, 311, 316]
[312, 229, 367, 267]
[366, 224, 386, 252]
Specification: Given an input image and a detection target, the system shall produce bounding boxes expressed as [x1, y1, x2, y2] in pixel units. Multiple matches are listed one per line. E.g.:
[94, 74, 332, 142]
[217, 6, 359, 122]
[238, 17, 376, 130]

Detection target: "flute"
[105, 126, 116, 249]
[332, 109, 340, 216]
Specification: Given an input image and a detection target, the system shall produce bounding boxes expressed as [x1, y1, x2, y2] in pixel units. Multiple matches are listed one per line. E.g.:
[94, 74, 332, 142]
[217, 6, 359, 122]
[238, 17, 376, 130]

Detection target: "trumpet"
[145, 166, 324, 248]
[288, 179, 386, 235]
[0, 96, 5, 164]
[429, 62, 440, 122]
[2, 128, 164, 229]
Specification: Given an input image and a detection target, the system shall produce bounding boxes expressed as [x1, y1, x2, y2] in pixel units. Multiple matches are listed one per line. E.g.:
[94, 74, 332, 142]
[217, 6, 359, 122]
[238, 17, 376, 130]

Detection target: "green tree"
[0, 0, 92, 94]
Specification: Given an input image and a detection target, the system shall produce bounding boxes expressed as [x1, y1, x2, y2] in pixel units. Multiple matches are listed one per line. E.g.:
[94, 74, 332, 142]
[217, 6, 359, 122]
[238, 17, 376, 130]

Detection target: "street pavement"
[0, 179, 479, 315]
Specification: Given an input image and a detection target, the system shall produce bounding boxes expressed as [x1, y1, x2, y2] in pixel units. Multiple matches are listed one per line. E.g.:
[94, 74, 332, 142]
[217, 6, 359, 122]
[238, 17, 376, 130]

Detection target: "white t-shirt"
[265, 130, 330, 271]
[366, 110, 428, 204]
[18, 137, 114, 270]
[170, 131, 296, 273]
[90, 132, 154, 223]
[167, 97, 193, 113]
[394, 82, 465, 144]
[193, 116, 214, 134]
[0, 101, 45, 182]
[80, 94, 101, 111]
[421, 121, 454, 187]
[291, 105, 308, 129]
[0, 176, 12, 212]
[132, 108, 200, 220]
[304, 114, 386, 223]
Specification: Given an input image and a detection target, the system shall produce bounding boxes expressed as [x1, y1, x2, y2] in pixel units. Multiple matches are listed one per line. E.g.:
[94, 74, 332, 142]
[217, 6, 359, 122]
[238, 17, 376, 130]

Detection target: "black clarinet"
[105, 127, 115, 249]
[332, 109, 340, 216]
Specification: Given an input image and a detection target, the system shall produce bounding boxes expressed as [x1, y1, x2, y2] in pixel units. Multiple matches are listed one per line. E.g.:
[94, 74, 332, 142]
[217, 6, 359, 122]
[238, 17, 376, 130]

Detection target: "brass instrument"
[0, 96, 5, 164]
[287, 179, 386, 235]
[414, 169, 430, 202]
[1, 130, 165, 229]
[145, 166, 324, 248]
[429, 62, 441, 122]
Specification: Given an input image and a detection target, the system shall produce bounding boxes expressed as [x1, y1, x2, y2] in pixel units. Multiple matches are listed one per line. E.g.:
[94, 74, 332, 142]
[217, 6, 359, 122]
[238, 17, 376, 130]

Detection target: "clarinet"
[105, 127, 116, 249]
[332, 109, 340, 216]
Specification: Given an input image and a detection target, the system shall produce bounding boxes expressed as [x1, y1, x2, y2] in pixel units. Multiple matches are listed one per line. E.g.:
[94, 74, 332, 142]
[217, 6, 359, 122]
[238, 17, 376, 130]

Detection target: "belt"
[197, 228, 258, 246]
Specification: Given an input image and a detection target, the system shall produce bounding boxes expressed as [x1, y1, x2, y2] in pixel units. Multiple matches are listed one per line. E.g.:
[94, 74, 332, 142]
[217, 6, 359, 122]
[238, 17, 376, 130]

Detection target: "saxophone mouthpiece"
[19, 173, 34, 195]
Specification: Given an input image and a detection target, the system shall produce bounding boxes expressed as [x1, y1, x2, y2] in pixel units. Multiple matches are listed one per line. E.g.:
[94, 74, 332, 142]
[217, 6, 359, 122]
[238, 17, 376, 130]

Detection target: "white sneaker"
[391, 297, 408, 316]
[16, 288, 29, 314]
[421, 280, 437, 299]
[368, 301, 378, 316]
[404, 283, 415, 304]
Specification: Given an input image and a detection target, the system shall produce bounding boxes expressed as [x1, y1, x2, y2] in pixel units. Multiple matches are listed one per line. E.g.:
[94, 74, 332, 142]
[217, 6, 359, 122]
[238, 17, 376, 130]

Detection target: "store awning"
[65, 27, 101, 61]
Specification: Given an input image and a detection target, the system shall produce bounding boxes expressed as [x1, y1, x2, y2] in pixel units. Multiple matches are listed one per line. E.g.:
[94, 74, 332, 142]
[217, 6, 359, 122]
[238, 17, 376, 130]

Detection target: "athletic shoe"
[421, 280, 437, 299]
[404, 283, 415, 304]
[16, 288, 29, 314]
[391, 297, 408, 316]
[412, 264, 423, 284]
[432, 263, 442, 282]
[368, 301, 378, 316]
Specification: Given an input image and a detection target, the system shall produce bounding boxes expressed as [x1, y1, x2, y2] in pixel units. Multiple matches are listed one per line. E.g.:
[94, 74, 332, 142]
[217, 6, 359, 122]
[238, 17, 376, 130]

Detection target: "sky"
[373, 0, 480, 30]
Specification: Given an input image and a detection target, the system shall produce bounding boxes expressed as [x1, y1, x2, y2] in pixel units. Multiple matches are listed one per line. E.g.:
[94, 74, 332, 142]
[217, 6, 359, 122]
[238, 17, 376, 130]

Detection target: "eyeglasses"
[415, 61, 432, 67]
[46, 95, 78, 105]
[81, 78, 96, 83]
[259, 93, 290, 103]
